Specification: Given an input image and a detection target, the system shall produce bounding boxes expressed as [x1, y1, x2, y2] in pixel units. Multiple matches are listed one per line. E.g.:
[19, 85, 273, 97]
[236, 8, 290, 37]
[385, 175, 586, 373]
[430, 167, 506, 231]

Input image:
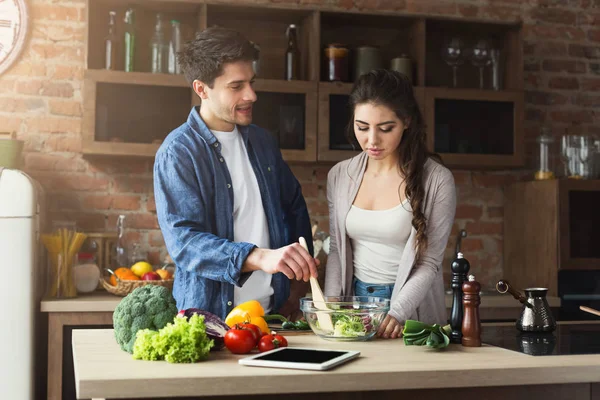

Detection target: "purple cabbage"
[177, 308, 230, 350]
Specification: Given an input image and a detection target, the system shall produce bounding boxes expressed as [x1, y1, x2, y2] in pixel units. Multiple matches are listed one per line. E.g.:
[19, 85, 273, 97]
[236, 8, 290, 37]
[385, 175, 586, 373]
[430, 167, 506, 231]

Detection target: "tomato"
[258, 332, 288, 353]
[237, 323, 261, 345]
[224, 326, 257, 354]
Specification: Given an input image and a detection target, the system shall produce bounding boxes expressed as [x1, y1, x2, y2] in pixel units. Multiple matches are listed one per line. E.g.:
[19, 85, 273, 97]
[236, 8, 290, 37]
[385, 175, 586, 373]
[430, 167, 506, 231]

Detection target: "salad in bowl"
[300, 296, 391, 341]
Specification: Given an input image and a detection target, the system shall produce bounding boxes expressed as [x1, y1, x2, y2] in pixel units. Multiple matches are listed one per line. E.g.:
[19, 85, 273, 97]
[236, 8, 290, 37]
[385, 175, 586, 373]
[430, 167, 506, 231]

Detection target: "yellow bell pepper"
[225, 300, 270, 334]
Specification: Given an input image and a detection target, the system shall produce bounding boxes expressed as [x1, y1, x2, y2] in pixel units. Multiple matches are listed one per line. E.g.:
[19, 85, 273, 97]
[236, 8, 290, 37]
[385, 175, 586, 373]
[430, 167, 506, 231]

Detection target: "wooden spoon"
[299, 237, 334, 332]
[580, 305, 600, 318]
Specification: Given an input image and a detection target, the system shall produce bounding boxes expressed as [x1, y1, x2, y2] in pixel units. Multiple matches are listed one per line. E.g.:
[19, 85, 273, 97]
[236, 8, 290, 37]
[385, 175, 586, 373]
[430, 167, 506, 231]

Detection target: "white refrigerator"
[0, 168, 46, 400]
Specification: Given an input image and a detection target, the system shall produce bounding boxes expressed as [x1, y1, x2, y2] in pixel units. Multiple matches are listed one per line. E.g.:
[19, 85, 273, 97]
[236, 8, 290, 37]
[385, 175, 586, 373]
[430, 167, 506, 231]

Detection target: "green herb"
[402, 320, 451, 349]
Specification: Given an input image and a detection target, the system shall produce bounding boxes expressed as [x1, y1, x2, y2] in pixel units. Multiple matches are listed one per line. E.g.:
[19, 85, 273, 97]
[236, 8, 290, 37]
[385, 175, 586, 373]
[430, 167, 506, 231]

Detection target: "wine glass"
[441, 37, 465, 88]
[577, 135, 594, 179]
[470, 39, 492, 89]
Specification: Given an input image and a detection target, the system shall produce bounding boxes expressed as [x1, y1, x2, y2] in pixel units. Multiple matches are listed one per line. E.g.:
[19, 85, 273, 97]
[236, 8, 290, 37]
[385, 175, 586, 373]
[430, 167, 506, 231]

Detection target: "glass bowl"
[299, 296, 391, 341]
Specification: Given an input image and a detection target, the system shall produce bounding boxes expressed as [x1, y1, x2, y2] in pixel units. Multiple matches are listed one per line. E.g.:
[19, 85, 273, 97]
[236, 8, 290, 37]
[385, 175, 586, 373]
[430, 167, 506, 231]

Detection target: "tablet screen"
[251, 348, 350, 364]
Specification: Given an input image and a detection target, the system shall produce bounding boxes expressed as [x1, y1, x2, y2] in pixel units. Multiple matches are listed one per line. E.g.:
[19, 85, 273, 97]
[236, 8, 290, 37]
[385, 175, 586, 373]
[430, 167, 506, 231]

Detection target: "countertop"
[41, 291, 561, 313]
[72, 324, 600, 399]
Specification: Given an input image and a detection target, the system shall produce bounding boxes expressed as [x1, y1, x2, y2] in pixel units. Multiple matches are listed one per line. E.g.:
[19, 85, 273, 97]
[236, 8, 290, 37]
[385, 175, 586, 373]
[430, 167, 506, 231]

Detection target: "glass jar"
[74, 253, 100, 294]
[43, 228, 87, 298]
[324, 44, 349, 82]
[535, 130, 555, 180]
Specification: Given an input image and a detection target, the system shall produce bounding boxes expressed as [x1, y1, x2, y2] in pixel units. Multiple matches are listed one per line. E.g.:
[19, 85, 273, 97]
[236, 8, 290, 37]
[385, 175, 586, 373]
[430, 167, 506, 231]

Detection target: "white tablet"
[238, 347, 360, 371]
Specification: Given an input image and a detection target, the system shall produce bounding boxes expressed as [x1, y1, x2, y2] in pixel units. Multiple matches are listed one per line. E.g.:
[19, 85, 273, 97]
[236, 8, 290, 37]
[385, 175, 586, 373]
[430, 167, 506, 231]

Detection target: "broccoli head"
[113, 285, 178, 353]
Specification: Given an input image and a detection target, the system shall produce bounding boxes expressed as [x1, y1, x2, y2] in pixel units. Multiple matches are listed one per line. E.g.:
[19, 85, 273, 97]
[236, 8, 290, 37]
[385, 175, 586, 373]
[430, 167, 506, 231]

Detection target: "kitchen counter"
[42, 292, 562, 400]
[41, 291, 561, 313]
[72, 324, 600, 400]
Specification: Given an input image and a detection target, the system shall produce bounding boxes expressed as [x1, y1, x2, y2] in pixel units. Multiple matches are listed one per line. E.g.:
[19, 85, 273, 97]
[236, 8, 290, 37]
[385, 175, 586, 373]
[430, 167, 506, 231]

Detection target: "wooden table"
[72, 326, 600, 400]
[41, 291, 561, 400]
[41, 292, 119, 400]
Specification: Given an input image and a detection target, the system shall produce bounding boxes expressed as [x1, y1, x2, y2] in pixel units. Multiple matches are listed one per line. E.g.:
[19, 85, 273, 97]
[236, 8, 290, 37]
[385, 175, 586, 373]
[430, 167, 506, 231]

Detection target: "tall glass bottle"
[123, 8, 136, 72]
[285, 24, 299, 80]
[113, 215, 128, 269]
[150, 13, 168, 74]
[104, 11, 117, 70]
[168, 20, 182, 74]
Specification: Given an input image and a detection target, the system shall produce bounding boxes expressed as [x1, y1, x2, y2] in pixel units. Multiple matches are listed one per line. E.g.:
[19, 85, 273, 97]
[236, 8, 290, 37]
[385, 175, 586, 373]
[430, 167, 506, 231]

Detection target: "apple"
[141, 271, 161, 281]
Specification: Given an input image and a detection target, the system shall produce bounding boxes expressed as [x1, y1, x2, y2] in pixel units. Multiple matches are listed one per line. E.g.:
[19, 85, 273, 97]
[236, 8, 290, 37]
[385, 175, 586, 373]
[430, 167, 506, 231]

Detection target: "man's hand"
[376, 315, 403, 339]
[243, 243, 319, 282]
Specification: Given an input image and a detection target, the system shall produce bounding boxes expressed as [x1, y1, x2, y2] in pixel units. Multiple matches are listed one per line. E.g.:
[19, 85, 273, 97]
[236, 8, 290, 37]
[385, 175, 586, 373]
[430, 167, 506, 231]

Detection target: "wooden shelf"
[82, 141, 161, 158]
[85, 69, 189, 87]
[83, 1, 524, 167]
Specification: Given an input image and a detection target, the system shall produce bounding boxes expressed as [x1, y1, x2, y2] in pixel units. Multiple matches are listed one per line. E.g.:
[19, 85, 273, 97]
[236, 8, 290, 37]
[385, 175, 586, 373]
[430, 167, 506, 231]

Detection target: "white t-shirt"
[211, 126, 273, 313]
[345, 200, 413, 284]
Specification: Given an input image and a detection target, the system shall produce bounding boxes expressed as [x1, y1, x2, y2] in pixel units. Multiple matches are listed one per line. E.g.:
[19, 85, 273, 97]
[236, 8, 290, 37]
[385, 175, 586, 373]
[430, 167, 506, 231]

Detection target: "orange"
[110, 268, 138, 285]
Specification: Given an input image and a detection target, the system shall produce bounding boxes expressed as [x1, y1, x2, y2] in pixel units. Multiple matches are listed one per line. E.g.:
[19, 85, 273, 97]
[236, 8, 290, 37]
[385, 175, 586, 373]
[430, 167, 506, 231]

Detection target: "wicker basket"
[101, 269, 174, 297]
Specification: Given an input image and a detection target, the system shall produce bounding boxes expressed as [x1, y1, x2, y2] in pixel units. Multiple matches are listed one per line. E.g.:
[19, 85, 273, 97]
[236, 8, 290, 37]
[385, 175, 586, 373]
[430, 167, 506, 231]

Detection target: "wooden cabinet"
[504, 179, 600, 296]
[83, 1, 524, 168]
[82, 69, 192, 157]
[424, 88, 524, 168]
[317, 81, 357, 162]
[252, 79, 318, 162]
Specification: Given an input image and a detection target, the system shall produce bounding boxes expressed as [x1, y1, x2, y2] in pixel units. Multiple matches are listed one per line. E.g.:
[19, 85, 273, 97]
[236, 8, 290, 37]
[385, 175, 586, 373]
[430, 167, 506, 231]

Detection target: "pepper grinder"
[462, 274, 482, 347]
[450, 251, 470, 344]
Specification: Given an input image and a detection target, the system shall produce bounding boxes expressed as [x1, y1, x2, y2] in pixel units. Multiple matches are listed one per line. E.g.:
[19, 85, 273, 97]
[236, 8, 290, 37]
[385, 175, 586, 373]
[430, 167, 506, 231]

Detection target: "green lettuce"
[132, 313, 213, 363]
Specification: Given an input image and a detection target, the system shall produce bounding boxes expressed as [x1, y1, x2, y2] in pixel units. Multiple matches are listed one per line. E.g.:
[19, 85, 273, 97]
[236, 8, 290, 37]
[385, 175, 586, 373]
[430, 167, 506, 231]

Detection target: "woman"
[324, 69, 456, 339]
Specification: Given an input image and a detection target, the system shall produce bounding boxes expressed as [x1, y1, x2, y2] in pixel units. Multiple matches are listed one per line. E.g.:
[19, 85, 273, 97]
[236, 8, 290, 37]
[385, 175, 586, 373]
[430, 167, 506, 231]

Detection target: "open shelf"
[87, 0, 201, 72]
[425, 19, 522, 91]
[320, 12, 424, 85]
[83, 2, 524, 168]
[206, 5, 319, 82]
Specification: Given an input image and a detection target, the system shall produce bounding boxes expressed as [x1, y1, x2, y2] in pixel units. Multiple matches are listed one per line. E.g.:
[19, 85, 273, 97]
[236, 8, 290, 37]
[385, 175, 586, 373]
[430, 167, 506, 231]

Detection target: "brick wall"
[2, 0, 596, 290]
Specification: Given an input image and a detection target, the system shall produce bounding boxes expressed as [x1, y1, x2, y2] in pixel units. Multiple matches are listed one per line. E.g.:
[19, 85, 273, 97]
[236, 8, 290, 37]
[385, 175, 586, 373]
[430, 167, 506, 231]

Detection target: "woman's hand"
[376, 315, 403, 339]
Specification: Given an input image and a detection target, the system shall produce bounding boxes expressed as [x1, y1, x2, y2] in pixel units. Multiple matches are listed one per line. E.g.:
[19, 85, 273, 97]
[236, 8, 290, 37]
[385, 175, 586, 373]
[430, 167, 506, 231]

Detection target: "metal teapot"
[496, 279, 556, 333]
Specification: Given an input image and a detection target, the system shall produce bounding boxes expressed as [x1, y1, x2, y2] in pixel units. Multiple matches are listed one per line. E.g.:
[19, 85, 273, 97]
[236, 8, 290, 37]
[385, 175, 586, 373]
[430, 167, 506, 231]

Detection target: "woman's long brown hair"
[346, 69, 440, 264]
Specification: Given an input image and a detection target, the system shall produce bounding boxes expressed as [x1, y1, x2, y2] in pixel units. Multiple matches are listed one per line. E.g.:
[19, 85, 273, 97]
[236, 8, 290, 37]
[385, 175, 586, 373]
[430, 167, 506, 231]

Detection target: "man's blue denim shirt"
[154, 107, 314, 319]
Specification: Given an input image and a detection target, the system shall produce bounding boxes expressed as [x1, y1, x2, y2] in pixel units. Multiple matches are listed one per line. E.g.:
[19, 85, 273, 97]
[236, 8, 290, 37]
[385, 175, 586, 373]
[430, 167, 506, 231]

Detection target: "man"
[154, 27, 318, 321]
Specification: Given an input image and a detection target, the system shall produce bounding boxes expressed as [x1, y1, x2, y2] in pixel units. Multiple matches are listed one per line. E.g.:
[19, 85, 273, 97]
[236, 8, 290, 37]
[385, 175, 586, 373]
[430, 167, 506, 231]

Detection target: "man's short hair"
[177, 26, 258, 88]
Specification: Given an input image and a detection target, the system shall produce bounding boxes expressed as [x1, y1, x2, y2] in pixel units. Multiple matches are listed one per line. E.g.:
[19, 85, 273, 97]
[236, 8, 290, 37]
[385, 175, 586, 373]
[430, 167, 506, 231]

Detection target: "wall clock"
[0, 0, 29, 76]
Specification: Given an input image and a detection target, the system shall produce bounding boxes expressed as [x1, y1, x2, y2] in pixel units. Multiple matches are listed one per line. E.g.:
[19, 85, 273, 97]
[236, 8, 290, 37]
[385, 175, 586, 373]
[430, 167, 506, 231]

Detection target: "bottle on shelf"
[535, 128, 555, 180]
[112, 215, 128, 269]
[123, 8, 136, 72]
[285, 24, 300, 81]
[150, 13, 168, 74]
[103, 11, 117, 70]
[168, 20, 182, 74]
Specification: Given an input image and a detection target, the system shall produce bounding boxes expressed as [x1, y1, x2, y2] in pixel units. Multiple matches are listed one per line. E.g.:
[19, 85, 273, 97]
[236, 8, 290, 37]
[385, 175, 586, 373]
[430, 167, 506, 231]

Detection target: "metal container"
[390, 54, 413, 84]
[353, 46, 382, 81]
[496, 280, 556, 333]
